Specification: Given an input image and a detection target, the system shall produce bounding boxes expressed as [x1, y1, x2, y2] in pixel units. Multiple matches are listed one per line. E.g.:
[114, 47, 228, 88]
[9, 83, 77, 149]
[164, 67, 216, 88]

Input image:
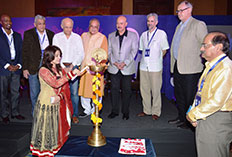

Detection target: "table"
[56, 136, 156, 157]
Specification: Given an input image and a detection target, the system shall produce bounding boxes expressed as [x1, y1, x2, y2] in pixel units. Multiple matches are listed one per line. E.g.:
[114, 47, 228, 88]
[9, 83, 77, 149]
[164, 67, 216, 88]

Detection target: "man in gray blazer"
[107, 16, 138, 120]
[168, 1, 208, 129]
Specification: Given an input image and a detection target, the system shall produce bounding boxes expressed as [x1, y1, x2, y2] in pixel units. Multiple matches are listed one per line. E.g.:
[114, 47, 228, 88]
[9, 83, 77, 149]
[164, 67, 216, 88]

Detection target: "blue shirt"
[173, 17, 191, 59]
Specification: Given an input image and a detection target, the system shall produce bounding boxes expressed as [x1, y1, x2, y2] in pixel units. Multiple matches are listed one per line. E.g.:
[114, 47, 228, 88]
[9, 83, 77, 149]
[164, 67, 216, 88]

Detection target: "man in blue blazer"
[107, 16, 138, 120]
[0, 14, 25, 124]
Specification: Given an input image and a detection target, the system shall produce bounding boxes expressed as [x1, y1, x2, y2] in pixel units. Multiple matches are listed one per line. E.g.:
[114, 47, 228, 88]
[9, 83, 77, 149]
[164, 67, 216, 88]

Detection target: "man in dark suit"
[107, 16, 138, 120]
[0, 14, 25, 124]
[22, 15, 54, 115]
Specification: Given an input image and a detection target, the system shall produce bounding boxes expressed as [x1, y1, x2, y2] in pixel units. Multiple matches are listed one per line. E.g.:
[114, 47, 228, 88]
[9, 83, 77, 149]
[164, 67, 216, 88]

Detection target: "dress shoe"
[11, 115, 25, 120]
[177, 122, 189, 129]
[137, 112, 148, 117]
[176, 121, 185, 125]
[122, 114, 129, 120]
[2, 116, 10, 124]
[79, 112, 90, 118]
[168, 117, 181, 124]
[152, 115, 159, 120]
[108, 113, 119, 119]
[72, 116, 79, 124]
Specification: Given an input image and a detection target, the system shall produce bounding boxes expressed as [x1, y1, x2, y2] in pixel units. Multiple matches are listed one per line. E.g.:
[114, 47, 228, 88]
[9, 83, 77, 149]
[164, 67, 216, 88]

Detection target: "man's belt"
[63, 63, 72, 67]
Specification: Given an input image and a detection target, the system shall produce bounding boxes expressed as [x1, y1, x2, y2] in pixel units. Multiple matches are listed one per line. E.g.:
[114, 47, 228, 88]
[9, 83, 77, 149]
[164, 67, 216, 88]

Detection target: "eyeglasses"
[201, 43, 214, 49]
[176, 7, 189, 13]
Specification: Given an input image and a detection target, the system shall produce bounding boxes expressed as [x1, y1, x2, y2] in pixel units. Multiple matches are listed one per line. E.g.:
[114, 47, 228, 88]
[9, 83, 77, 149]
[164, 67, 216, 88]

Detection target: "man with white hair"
[78, 18, 108, 118]
[53, 17, 84, 124]
[137, 13, 169, 120]
[168, 1, 208, 129]
[22, 14, 54, 115]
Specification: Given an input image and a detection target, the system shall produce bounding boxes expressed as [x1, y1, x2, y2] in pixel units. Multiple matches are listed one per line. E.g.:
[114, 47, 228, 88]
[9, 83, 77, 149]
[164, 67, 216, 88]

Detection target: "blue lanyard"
[198, 55, 227, 93]
[7, 36, 13, 46]
[36, 29, 46, 49]
[192, 55, 227, 108]
[3, 31, 13, 46]
[147, 28, 157, 48]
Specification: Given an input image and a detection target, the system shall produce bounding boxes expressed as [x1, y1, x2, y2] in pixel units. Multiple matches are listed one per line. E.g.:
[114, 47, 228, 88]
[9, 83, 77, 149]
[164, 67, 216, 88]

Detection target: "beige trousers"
[140, 70, 162, 116]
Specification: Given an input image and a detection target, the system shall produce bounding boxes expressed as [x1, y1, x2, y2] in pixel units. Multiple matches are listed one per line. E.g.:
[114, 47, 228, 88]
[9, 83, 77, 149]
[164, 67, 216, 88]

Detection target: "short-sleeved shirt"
[139, 28, 169, 72]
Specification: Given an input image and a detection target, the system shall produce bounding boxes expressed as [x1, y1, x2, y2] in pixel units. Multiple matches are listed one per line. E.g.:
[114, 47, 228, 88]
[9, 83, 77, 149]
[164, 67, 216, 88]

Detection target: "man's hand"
[23, 70, 30, 79]
[191, 121, 197, 127]
[7, 65, 15, 71]
[118, 62, 126, 70]
[114, 62, 126, 70]
[14, 65, 20, 71]
[186, 115, 197, 127]
[7, 65, 19, 72]
[113, 62, 120, 69]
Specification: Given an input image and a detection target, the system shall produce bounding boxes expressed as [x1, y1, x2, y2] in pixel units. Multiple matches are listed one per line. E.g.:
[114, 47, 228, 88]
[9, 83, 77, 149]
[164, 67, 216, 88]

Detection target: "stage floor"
[1, 89, 198, 157]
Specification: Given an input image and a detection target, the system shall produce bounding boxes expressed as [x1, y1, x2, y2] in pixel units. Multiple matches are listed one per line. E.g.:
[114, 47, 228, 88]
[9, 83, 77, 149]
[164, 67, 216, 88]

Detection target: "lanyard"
[191, 55, 227, 109]
[198, 55, 227, 93]
[36, 29, 46, 49]
[147, 28, 157, 48]
[3, 31, 13, 46]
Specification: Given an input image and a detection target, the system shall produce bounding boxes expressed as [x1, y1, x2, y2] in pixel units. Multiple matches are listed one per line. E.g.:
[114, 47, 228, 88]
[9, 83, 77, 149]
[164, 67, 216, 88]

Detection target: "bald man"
[187, 32, 232, 157]
[107, 16, 138, 120]
[78, 18, 108, 118]
[0, 14, 25, 124]
[53, 17, 84, 124]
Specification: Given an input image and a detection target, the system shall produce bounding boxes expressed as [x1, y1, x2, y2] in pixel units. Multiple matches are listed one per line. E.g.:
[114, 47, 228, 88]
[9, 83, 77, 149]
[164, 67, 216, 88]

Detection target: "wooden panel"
[133, 0, 174, 15]
[214, 0, 227, 15]
[35, 0, 122, 16]
[174, 0, 231, 15]
[0, 0, 34, 17]
[123, 0, 133, 15]
[227, 0, 232, 15]
[192, 0, 215, 15]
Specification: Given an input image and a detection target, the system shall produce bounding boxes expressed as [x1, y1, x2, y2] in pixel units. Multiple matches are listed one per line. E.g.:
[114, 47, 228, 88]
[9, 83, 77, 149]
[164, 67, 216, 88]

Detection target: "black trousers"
[110, 71, 132, 116]
[0, 72, 20, 118]
[173, 62, 201, 122]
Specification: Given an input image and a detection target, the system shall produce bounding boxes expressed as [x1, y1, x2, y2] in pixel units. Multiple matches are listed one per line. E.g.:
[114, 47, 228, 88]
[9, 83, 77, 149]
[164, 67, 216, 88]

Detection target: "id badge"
[195, 94, 201, 107]
[145, 48, 150, 57]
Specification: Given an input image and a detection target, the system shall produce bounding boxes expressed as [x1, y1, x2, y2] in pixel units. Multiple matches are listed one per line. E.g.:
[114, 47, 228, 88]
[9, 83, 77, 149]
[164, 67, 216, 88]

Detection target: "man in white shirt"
[137, 13, 169, 120]
[0, 14, 25, 124]
[53, 17, 84, 124]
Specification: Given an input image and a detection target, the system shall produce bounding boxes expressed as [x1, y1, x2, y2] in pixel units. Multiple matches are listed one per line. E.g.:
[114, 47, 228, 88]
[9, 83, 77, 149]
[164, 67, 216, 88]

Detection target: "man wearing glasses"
[169, 1, 208, 129]
[187, 32, 232, 157]
[78, 18, 108, 118]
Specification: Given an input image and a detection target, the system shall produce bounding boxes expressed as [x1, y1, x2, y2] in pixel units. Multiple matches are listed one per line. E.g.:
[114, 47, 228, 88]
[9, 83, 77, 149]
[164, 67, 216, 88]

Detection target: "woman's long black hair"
[42, 45, 62, 76]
